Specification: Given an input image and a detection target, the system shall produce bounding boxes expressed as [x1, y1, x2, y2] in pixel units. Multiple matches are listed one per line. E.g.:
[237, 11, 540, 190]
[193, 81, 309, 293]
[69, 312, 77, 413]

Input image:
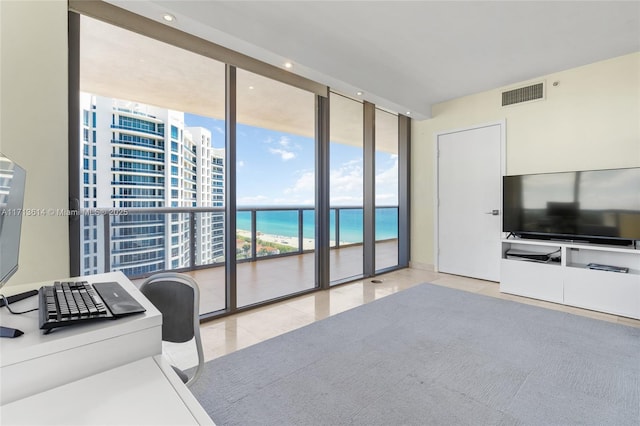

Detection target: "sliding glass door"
[77, 15, 226, 315]
[375, 109, 399, 271]
[235, 68, 316, 306]
[329, 93, 364, 284]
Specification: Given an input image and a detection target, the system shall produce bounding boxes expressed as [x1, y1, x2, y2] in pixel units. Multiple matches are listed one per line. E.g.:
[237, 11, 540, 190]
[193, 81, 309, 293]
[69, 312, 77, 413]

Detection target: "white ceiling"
[81, 15, 398, 151]
[106, 1, 640, 120]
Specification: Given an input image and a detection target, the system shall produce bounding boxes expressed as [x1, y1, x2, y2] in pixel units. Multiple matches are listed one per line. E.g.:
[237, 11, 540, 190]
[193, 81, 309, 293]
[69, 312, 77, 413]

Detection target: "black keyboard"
[39, 281, 144, 333]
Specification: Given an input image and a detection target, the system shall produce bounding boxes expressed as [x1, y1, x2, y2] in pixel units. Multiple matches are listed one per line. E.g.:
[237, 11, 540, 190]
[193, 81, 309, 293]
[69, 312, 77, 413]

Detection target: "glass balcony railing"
[110, 124, 165, 137]
[111, 138, 164, 151]
[80, 205, 398, 280]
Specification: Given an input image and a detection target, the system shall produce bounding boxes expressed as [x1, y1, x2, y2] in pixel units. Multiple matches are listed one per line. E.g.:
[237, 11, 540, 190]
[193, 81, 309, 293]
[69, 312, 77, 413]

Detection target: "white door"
[437, 123, 503, 282]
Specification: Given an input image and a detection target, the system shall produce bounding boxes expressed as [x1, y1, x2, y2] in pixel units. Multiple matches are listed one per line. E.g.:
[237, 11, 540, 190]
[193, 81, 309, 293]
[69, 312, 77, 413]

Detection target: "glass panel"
[193, 211, 226, 314]
[329, 94, 364, 284]
[236, 210, 253, 260]
[375, 109, 399, 271]
[256, 210, 300, 256]
[302, 209, 315, 251]
[79, 15, 226, 315]
[236, 68, 315, 307]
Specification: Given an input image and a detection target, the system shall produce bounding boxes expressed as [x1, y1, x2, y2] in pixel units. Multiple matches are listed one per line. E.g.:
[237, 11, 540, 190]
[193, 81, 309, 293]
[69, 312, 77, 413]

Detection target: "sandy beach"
[237, 229, 348, 251]
[237, 229, 315, 250]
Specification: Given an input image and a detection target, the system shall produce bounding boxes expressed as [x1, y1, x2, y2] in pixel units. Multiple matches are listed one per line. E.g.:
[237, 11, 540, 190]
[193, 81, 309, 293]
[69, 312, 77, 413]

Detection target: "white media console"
[500, 238, 640, 319]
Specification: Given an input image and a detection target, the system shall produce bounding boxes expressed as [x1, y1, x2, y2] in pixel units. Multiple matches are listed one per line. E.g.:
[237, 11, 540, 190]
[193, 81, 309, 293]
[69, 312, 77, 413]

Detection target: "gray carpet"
[190, 283, 640, 425]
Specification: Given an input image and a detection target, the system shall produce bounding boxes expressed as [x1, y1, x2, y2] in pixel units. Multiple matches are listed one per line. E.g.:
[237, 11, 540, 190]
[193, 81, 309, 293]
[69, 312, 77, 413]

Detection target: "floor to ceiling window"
[235, 68, 316, 307]
[76, 15, 226, 315]
[71, 4, 409, 321]
[375, 109, 399, 271]
[329, 93, 364, 284]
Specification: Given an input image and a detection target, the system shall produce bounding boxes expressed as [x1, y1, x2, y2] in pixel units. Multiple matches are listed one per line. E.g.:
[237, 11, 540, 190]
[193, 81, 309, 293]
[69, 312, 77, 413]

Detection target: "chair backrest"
[139, 272, 204, 386]
[140, 273, 198, 342]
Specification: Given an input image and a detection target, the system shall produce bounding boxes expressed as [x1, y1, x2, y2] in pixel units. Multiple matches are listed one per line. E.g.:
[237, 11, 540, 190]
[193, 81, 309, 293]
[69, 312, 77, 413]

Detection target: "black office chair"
[139, 272, 204, 387]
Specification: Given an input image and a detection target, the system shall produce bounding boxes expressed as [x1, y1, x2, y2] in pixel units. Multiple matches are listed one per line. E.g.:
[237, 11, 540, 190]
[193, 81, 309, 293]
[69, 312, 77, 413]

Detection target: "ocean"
[236, 208, 398, 243]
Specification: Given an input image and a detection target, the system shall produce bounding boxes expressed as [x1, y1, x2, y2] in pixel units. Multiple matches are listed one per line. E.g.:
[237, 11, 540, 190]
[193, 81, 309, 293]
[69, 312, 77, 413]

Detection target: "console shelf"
[500, 238, 640, 319]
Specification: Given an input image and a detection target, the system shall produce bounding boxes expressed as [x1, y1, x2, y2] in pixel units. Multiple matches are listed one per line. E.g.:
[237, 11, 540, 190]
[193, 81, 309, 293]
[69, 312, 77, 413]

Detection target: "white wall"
[411, 53, 640, 270]
[0, 0, 69, 286]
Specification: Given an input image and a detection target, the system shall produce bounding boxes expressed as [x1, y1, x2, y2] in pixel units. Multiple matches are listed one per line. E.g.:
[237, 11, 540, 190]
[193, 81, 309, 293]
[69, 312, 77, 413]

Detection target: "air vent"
[502, 82, 544, 106]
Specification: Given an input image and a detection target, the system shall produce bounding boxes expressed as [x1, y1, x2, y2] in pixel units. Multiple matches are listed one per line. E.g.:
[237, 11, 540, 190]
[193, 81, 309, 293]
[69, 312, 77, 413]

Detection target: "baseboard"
[409, 261, 434, 271]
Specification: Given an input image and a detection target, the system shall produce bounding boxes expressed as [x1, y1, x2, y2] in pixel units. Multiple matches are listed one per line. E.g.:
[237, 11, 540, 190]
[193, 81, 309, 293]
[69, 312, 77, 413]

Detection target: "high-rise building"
[79, 93, 224, 277]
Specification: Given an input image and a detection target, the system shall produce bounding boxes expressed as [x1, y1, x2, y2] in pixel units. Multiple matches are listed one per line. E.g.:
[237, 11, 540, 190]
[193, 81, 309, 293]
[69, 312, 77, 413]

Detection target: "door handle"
[484, 209, 500, 216]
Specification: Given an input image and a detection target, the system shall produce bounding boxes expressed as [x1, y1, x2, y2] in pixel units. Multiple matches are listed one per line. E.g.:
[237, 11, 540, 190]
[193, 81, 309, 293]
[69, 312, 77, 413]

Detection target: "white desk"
[0, 272, 213, 425]
[1, 356, 213, 425]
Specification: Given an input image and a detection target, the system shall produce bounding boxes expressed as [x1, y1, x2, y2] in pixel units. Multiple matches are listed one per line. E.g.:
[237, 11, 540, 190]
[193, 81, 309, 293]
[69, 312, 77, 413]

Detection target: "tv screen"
[503, 168, 640, 245]
[0, 154, 26, 286]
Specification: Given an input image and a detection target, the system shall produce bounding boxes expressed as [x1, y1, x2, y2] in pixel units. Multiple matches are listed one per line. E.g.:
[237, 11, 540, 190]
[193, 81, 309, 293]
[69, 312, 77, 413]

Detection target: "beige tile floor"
[165, 267, 640, 370]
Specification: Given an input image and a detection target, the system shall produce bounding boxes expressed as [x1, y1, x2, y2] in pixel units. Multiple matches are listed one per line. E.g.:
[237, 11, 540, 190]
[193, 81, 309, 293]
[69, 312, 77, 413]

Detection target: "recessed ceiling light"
[284, 62, 293, 69]
[248, 86, 254, 90]
[406, 111, 411, 115]
[163, 13, 176, 22]
[356, 91, 363, 96]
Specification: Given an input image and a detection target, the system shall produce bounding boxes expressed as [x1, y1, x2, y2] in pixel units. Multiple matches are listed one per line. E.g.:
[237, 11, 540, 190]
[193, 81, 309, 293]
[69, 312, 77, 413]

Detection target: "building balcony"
[110, 181, 164, 187]
[111, 138, 165, 151]
[110, 124, 164, 137]
[112, 243, 165, 254]
[111, 231, 165, 240]
[85, 206, 400, 318]
[133, 239, 399, 315]
[111, 167, 165, 176]
[111, 153, 165, 162]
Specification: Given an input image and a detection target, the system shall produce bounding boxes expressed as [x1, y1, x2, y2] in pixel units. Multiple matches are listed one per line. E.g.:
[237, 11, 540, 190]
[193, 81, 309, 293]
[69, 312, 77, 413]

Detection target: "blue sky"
[185, 113, 398, 207]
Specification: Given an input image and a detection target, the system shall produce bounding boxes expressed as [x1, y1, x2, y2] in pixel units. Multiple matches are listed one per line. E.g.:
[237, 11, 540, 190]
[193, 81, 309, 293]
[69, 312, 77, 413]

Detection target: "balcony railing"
[111, 138, 165, 151]
[81, 205, 398, 279]
[110, 124, 164, 137]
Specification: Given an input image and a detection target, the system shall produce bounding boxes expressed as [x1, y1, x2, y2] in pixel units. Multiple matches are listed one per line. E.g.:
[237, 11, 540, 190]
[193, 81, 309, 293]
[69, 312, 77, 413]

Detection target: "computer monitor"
[0, 154, 28, 337]
[0, 153, 26, 288]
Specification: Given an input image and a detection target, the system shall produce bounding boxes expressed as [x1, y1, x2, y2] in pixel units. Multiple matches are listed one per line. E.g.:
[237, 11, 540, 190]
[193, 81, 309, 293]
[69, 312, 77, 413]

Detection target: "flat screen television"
[503, 167, 640, 246]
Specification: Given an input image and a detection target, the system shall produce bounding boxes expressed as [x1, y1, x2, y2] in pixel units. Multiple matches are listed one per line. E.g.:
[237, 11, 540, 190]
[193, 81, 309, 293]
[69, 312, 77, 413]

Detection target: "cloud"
[375, 192, 397, 204]
[323, 157, 363, 205]
[330, 170, 362, 191]
[285, 171, 314, 195]
[278, 136, 291, 148]
[375, 156, 399, 205]
[342, 158, 362, 167]
[331, 194, 363, 205]
[237, 194, 270, 205]
[264, 135, 303, 161]
[329, 158, 363, 198]
[269, 148, 296, 161]
[375, 156, 398, 185]
[326, 155, 400, 205]
[237, 160, 245, 167]
[282, 166, 367, 206]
